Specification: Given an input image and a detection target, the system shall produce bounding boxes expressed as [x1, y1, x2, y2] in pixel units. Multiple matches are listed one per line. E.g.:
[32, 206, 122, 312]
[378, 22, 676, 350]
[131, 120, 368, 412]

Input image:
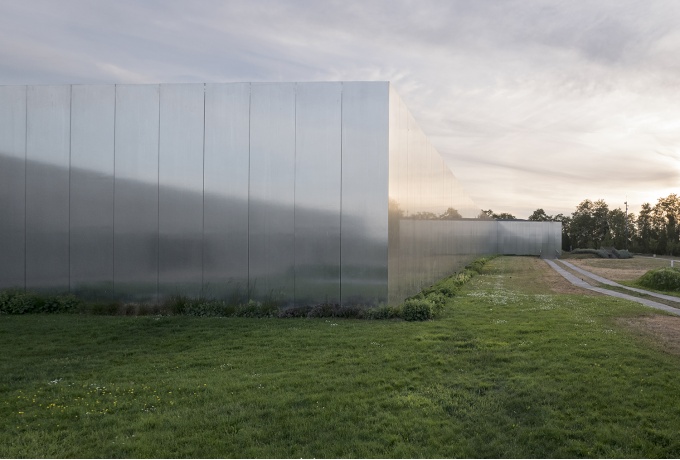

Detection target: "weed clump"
[402, 299, 434, 321]
[636, 268, 680, 292]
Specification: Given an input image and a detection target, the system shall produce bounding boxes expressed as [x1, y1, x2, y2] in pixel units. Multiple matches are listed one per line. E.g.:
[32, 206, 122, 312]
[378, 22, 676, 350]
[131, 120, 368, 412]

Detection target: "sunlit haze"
[1, 0, 677, 218]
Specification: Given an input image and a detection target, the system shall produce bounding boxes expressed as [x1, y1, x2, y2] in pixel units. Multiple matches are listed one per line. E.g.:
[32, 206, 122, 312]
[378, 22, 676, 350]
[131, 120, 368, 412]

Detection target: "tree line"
[520, 194, 679, 255]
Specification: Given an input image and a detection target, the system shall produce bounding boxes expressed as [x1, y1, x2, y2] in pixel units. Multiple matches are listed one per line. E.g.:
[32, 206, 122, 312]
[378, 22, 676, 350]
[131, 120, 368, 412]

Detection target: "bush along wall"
[398, 255, 496, 321]
[0, 256, 495, 320]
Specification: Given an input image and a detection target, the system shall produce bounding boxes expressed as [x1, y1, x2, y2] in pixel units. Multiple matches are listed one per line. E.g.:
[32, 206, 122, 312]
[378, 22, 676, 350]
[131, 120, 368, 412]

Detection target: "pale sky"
[1, 0, 678, 218]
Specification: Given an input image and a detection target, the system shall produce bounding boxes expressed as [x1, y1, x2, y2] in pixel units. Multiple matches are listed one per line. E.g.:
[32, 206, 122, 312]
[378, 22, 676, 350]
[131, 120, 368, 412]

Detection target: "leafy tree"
[636, 203, 654, 253]
[570, 199, 594, 248]
[554, 214, 572, 251]
[652, 194, 680, 255]
[591, 199, 610, 248]
[605, 208, 628, 249]
[528, 208, 552, 221]
[478, 209, 516, 220]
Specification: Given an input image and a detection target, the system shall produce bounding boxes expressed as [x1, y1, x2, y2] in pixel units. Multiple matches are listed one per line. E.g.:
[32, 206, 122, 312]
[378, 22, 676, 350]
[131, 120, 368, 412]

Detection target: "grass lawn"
[2, 256, 680, 458]
[567, 256, 675, 282]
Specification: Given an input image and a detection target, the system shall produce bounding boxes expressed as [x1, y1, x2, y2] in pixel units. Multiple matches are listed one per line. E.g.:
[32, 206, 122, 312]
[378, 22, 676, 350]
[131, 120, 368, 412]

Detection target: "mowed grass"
[2, 257, 680, 458]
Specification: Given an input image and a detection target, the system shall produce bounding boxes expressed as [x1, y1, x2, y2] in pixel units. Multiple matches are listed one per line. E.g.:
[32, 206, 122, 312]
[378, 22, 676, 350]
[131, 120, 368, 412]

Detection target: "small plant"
[278, 305, 313, 318]
[365, 304, 401, 320]
[235, 300, 259, 317]
[466, 256, 494, 274]
[401, 298, 434, 321]
[164, 295, 192, 315]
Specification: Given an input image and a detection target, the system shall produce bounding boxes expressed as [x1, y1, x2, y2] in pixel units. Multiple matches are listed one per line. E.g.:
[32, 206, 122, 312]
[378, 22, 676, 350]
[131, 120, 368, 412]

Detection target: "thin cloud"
[0, 0, 677, 216]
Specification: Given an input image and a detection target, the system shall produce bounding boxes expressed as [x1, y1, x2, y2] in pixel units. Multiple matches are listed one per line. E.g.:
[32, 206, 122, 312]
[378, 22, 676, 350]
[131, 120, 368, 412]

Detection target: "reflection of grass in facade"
[3, 256, 680, 458]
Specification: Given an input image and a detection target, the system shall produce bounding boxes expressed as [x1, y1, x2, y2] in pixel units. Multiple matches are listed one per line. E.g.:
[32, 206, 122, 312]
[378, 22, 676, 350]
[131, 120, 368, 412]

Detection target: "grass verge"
[1, 256, 680, 457]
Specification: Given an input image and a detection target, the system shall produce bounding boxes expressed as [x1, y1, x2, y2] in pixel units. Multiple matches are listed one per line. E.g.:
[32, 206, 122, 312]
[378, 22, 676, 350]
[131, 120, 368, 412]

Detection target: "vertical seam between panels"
[68, 85, 72, 293]
[157, 85, 161, 300]
[293, 83, 297, 306]
[339, 83, 343, 306]
[112, 85, 117, 296]
[247, 83, 251, 298]
[202, 83, 206, 295]
[23, 86, 28, 291]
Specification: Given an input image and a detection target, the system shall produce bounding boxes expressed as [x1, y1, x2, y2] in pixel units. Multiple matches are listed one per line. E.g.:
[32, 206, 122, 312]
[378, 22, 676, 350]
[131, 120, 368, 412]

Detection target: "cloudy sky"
[1, 0, 678, 218]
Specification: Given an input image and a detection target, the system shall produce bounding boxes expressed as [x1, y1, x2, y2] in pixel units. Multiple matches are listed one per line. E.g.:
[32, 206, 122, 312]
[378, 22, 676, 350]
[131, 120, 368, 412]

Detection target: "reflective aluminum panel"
[69, 85, 115, 299]
[294, 82, 342, 305]
[203, 83, 250, 301]
[158, 84, 205, 298]
[114, 84, 160, 301]
[387, 86, 484, 303]
[2, 82, 565, 306]
[341, 82, 389, 305]
[249, 83, 296, 304]
[0, 86, 26, 289]
[25, 85, 71, 292]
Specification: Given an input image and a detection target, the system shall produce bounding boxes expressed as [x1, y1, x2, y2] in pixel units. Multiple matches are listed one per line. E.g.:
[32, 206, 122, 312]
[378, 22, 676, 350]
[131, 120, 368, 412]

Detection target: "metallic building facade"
[0, 82, 560, 305]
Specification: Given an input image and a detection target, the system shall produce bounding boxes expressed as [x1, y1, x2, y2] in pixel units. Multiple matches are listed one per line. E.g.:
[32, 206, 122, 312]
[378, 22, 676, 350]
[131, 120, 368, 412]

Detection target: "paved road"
[544, 259, 680, 316]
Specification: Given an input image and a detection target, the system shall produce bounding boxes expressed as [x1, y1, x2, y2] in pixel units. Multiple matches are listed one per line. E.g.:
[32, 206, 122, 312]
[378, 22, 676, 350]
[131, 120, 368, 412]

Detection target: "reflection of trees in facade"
[408, 207, 463, 220]
[388, 200, 464, 220]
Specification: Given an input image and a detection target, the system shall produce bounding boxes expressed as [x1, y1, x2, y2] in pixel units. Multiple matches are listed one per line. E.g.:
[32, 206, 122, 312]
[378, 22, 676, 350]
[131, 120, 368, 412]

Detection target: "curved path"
[544, 259, 680, 316]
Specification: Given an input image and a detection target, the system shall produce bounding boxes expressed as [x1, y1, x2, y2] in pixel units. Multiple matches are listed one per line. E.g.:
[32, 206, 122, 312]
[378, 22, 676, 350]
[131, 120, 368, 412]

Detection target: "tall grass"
[1, 256, 679, 457]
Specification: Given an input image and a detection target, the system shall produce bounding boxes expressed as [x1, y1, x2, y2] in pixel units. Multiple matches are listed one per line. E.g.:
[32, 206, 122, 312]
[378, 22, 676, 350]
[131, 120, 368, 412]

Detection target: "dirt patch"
[572, 265, 648, 282]
[568, 258, 672, 282]
[617, 315, 680, 357]
[493, 257, 598, 295]
[540, 260, 600, 295]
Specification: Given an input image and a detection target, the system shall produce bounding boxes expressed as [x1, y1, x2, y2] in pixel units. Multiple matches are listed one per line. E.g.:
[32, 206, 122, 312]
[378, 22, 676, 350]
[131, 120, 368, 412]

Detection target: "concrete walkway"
[557, 259, 680, 303]
[544, 259, 680, 316]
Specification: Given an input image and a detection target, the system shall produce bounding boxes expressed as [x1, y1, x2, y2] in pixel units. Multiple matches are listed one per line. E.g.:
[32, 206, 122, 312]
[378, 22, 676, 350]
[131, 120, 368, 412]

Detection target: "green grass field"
[2, 256, 680, 458]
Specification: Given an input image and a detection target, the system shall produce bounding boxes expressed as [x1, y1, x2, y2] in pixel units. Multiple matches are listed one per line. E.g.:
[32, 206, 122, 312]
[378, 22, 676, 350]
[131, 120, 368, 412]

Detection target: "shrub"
[164, 295, 192, 315]
[41, 294, 82, 313]
[571, 248, 609, 258]
[307, 303, 336, 318]
[365, 304, 401, 320]
[0, 289, 32, 314]
[0, 289, 82, 314]
[637, 268, 680, 292]
[466, 257, 492, 274]
[183, 300, 235, 317]
[571, 248, 632, 259]
[332, 304, 365, 319]
[235, 300, 277, 318]
[402, 299, 434, 321]
[612, 248, 633, 259]
[278, 305, 313, 318]
[85, 301, 123, 315]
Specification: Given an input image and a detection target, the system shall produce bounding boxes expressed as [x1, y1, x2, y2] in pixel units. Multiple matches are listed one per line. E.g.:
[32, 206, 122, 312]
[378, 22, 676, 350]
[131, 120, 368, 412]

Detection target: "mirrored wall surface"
[0, 82, 559, 306]
[0, 86, 26, 289]
[387, 86, 560, 303]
